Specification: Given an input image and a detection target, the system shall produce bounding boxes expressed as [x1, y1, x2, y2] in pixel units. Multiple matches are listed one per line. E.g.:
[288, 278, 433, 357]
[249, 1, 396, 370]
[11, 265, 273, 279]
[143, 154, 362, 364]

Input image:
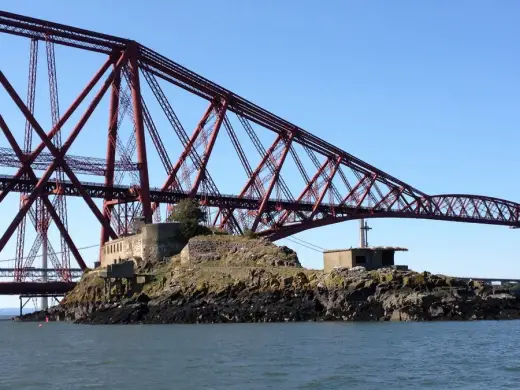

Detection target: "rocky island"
[17, 235, 520, 324]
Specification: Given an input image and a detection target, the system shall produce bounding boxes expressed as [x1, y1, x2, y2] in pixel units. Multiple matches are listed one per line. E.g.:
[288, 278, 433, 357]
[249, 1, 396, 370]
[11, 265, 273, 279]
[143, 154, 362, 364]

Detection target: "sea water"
[0, 319, 519, 389]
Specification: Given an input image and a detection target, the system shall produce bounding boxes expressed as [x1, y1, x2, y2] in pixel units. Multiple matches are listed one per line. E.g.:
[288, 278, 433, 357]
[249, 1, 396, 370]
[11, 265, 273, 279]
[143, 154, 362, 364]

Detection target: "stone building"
[100, 218, 185, 268]
[323, 247, 408, 272]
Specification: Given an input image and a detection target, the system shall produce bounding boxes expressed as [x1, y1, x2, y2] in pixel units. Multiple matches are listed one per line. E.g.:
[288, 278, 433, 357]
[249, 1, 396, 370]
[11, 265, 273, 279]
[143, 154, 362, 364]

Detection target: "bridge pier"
[41, 238, 48, 311]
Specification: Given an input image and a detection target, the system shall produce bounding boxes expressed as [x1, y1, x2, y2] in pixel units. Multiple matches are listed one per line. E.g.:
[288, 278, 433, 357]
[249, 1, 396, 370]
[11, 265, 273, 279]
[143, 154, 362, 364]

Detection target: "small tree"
[168, 199, 210, 240]
[168, 198, 206, 224]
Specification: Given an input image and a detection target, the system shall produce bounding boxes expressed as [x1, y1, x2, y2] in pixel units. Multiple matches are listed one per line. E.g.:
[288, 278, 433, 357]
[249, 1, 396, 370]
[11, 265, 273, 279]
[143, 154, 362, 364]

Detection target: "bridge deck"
[0, 282, 76, 295]
[0, 268, 83, 279]
[0, 174, 354, 213]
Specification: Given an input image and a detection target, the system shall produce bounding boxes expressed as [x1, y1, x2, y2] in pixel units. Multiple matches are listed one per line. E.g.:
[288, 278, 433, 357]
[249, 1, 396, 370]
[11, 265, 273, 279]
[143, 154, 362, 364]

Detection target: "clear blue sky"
[1, 1, 519, 308]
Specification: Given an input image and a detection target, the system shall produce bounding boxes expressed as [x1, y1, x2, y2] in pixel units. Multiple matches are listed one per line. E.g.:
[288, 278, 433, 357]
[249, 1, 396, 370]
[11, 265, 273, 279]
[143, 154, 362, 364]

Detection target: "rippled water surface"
[1, 318, 519, 389]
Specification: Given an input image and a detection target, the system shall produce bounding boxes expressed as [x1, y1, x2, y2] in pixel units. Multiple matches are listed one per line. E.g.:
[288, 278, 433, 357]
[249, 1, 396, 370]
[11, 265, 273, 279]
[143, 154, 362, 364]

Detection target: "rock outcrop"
[180, 236, 300, 268]
[16, 237, 520, 324]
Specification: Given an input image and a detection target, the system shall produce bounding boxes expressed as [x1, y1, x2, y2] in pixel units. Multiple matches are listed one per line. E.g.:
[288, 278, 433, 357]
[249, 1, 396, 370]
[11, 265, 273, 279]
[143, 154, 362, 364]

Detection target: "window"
[355, 255, 366, 265]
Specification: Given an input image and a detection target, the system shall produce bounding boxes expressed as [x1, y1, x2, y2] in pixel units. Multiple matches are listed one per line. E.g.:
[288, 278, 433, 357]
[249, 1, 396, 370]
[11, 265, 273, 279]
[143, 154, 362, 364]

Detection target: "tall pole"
[359, 218, 366, 248]
[359, 219, 372, 248]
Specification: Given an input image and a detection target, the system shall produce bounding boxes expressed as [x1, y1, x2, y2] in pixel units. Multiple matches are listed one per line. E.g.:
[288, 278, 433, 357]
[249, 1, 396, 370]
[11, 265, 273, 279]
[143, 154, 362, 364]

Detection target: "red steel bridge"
[0, 11, 519, 297]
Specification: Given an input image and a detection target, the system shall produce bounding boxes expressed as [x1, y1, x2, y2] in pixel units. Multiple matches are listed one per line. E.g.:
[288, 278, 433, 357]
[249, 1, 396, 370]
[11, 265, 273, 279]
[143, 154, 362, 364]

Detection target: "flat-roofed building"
[323, 247, 408, 272]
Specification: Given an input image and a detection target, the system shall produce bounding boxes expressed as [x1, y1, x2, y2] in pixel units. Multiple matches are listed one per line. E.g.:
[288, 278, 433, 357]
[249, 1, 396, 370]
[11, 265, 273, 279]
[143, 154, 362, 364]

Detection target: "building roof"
[323, 246, 408, 253]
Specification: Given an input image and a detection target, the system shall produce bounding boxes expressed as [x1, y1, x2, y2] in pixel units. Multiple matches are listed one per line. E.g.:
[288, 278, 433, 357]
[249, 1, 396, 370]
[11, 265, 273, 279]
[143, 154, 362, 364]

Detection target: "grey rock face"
[20, 270, 520, 325]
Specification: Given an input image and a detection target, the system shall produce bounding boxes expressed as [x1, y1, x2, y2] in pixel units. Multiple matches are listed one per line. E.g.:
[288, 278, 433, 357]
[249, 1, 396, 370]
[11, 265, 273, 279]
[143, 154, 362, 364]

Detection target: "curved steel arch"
[262, 194, 520, 241]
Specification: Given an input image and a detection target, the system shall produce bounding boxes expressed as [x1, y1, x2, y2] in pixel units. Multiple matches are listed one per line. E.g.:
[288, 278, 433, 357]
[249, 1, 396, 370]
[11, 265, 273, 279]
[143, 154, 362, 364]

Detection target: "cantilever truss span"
[0, 10, 518, 279]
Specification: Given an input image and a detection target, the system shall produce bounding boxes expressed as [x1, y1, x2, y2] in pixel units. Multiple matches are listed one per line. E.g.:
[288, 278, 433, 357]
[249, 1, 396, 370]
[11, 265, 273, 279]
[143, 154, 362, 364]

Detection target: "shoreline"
[16, 268, 520, 325]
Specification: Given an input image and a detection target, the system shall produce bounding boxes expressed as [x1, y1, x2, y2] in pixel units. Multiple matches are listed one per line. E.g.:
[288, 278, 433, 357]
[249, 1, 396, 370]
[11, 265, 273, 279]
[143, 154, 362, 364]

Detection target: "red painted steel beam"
[276, 157, 331, 226]
[128, 44, 152, 222]
[46, 36, 72, 277]
[189, 99, 228, 197]
[382, 188, 405, 211]
[0, 57, 113, 203]
[264, 206, 520, 241]
[251, 133, 294, 231]
[355, 174, 376, 208]
[41, 197, 87, 270]
[309, 157, 342, 219]
[0, 138, 56, 260]
[0, 147, 137, 175]
[14, 38, 38, 282]
[373, 187, 399, 210]
[2, 174, 520, 229]
[0, 11, 127, 54]
[218, 135, 282, 229]
[0, 116, 87, 270]
[0, 54, 124, 240]
[157, 102, 214, 195]
[101, 59, 121, 246]
[0, 53, 125, 257]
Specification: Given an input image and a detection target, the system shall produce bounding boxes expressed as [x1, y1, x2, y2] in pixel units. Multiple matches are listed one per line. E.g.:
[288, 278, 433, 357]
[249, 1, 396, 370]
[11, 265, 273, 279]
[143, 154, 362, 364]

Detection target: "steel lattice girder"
[0, 147, 138, 175]
[0, 268, 83, 279]
[0, 9, 517, 273]
[1, 174, 519, 229]
[0, 11, 437, 199]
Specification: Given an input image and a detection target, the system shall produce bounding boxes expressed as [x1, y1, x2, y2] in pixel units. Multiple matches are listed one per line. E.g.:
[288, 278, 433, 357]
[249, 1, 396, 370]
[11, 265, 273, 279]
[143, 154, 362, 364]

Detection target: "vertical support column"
[128, 43, 152, 222]
[100, 58, 121, 252]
